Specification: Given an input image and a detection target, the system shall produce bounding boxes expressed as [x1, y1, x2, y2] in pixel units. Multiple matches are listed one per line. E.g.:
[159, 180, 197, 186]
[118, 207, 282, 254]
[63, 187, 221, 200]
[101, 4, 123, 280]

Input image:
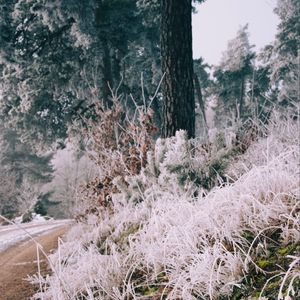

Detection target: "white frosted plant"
[227, 109, 299, 179]
[114, 130, 202, 203]
[32, 112, 299, 300]
[117, 129, 230, 202]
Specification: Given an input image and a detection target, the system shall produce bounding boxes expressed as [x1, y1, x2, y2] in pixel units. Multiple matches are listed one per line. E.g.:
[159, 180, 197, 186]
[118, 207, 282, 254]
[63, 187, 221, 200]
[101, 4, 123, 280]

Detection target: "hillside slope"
[32, 112, 299, 300]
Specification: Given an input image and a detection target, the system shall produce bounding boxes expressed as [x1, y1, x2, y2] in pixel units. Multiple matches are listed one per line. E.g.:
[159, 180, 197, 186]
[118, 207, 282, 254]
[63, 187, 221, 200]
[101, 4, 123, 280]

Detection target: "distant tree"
[275, 0, 299, 59]
[0, 128, 54, 217]
[0, 170, 19, 217]
[270, 0, 300, 104]
[250, 0, 299, 111]
[213, 25, 255, 126]
[34, 191, 59, 216]
[244, 45, 280, 121]
[0, 130, 53, 184]
[44, 147, 97, 218]
[193, 57, 212, 128]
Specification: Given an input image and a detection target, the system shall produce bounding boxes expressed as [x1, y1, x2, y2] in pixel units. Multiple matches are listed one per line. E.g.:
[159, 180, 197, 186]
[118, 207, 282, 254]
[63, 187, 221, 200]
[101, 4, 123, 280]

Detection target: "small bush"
[74, 94, 157, 217]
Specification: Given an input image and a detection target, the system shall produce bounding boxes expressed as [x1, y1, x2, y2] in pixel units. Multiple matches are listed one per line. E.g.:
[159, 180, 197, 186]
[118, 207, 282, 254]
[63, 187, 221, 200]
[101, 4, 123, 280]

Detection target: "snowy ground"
[0, 219, 73, 252]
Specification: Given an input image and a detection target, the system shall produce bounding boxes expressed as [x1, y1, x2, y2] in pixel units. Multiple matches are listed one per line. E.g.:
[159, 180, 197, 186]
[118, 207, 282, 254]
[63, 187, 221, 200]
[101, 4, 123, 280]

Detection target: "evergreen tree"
[271, 0, 300, 103]
[0, 0, 84, 148]
[193, 57, 212, 128]
[0, 127, 54, 216]
[0, 168, 19, 217]
[213, 25, 255, 126]
[0, 0, 161, 149]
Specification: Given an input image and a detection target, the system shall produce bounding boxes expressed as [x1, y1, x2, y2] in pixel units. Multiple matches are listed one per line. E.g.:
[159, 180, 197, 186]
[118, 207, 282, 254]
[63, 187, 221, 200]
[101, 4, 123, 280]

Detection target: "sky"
[192, 0, 279, 65]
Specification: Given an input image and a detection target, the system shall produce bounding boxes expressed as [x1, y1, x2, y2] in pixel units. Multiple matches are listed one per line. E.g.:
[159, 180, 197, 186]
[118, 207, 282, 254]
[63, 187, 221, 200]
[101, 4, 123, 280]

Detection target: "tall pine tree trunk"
[161, 0, 195, 138]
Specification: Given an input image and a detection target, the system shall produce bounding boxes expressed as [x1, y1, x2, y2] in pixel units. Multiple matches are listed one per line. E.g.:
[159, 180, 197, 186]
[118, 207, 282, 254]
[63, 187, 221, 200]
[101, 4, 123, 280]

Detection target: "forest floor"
[0, 225, 69, 300]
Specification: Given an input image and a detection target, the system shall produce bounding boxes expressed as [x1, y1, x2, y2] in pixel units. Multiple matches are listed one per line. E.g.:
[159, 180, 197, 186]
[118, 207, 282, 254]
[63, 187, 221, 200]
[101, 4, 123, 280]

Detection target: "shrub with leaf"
[74, 93, 157, 216]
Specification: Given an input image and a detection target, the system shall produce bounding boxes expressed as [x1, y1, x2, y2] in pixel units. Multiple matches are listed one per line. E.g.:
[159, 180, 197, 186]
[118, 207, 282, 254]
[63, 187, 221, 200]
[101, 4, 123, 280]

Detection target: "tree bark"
[161, 0, 195, 138]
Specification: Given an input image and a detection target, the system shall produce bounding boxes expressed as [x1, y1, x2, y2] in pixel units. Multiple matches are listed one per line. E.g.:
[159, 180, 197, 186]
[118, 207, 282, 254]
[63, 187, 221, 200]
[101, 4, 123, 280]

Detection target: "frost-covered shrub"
[32, 113, 299, 300]
[72, 94, 157, 216]
[116, 123, 256, 203]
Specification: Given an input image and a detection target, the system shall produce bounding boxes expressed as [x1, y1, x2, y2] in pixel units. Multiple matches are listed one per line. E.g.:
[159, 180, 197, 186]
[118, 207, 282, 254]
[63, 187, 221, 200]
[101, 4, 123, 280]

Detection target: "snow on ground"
[0, 219, 72, 252]
[13, 213, 51, 225]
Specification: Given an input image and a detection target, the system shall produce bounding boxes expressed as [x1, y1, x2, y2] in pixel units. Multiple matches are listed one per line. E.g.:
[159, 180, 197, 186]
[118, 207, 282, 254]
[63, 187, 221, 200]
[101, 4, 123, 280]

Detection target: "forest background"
[0, 0, 298, 221]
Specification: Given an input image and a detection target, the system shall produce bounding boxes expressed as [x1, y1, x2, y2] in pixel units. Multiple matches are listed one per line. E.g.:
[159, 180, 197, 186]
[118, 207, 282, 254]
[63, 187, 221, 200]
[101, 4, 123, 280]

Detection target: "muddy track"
[0, 227, 68, 300]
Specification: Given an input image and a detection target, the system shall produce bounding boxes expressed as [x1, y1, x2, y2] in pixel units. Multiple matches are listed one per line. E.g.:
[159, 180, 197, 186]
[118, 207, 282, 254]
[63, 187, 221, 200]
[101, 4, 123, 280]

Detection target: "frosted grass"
[31, 113, 299, 300]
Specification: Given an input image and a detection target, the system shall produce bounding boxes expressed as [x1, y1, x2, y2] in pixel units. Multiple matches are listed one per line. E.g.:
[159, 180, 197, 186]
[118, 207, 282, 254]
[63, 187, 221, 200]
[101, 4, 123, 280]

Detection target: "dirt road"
[0, 224, 70, 300]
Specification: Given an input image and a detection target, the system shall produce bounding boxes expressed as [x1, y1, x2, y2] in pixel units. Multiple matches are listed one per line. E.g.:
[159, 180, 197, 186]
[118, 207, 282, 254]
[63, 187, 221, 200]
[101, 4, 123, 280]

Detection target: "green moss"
[257, 259, 271, 268]
[227, 238, 300, 300]
[277, 244, 295, 256]
[253, 291, 261, 297]
[265, 279, 282, 292]
[143, 286, 159, 296]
